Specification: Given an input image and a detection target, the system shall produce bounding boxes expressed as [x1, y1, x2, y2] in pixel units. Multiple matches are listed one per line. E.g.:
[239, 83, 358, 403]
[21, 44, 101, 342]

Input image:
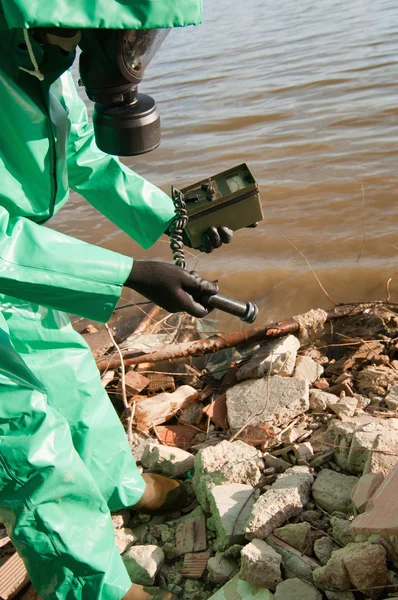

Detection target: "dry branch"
[96, 302, 394, 371]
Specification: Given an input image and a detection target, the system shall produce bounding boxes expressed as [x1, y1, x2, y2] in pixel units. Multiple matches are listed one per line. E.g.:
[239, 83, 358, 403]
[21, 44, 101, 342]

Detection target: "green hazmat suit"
[0, 2, 202, 599]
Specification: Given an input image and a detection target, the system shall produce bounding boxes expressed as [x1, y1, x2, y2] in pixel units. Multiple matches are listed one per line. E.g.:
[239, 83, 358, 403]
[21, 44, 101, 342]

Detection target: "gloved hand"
[183, 226, 233, 254]
[125, 261, 218, 318]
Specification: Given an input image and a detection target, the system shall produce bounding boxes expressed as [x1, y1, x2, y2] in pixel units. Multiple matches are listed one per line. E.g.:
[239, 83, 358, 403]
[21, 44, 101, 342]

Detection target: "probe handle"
[206, 293, 258, 323]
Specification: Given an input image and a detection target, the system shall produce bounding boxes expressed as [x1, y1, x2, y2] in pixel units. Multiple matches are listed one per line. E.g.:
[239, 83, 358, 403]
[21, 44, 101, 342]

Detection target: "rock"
[313, 536, 335, 565]
[330, 518, 354, 547]
[266, 534, 320, 582]
[325, 593, 355, 600]
[329, 398, 358, 419]
[192, 440, 262, 511]
[351, 463, 398, 537]
[207, 554, 238, 584]
[236, 335, 300, 381]
[227, 376, 309, 430]
[114, 527, 137, 554]
[179, 403, 203, 425]
[208, 484, 259, 550]
[112, 511, 131, 530]
[274, 578, 322, 600]
[312, 470, 358, 514]
[326, 416, 398, 474]
[141, 442, 194, 477]
[273, 522, 311, 553]
[385, 386, 398, 410]
[294, 356, 324, 385]
[313, 542, 388, 598]
[123, 545, 165, 585]
[240, 539, 282, 590]
[293, 442, 314, 464]
[263, 453, 291, 473]
[363, 431, 398, 478]
[341, 542, 388, 598]
[130, 431, 151, 462]
[246, 467, 313, 540]
[351, 472, 384, 513]
[309, 390, 340, 411]
[206, 574, 275, 600]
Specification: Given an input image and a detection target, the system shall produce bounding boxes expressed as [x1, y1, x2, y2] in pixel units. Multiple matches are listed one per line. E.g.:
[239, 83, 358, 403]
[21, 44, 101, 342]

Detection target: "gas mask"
[38, 27, 170, 156]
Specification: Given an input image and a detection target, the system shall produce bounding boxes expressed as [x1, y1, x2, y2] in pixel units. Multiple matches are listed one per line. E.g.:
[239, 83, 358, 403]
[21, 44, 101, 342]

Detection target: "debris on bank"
[5, 302, 398, 600]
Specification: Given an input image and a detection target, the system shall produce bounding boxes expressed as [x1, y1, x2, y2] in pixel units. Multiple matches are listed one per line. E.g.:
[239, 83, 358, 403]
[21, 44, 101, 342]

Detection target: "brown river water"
[50, 0, 398, 331]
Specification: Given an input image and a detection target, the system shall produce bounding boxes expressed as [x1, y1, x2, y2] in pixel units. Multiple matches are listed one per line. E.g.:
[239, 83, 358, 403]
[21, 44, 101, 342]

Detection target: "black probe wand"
[170, 186, 259, 323]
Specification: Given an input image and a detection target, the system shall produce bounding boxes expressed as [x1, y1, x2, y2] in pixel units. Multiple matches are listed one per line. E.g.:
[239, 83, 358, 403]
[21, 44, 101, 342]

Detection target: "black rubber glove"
[125, 261, 219, 318]
[181, 226, 233, 254]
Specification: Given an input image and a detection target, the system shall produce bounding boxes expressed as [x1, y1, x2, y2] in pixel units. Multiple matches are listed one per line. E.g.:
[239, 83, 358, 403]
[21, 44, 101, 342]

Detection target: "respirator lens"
[118, 29, 170, 83]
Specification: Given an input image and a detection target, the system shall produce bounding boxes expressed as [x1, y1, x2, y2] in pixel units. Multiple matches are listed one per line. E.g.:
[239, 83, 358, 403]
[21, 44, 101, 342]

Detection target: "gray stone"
[312, 470, 358, 514]
[192, 440, 262, 511]
[123, 544, 165, 585]
[141, 442, 194, 477]
[227, 376, 309, 430]
[351, 472, 384, 513]
[325, 416, 398, 474]
[330, 518, 355, 547]
[363, 431, 398, 478]
[240, 539, 282, 590]
[263, 453, 291, 473]
[313, 536, 335, 565]
[266, 535, 320, 582]
[207, 554, 238, 584]
[294, 356, 324, 385]
[114, 527, 137, 554]
[274, 578, 322, 600]
[329, 398, 358, 419]
[236, 335, 300, 381]
[309, 390, 340, 411]
[385, 386, 398, 410]
[313, 543, 388, 598]
[179, 403, 203, 425]
[340, 542, 388, 599]
[208, 484, 259, 550]
[273, 522, 311, 553]
[325, 593, 355, 600]
[206, 574, 275, 600]
[245, 466, 313, 540]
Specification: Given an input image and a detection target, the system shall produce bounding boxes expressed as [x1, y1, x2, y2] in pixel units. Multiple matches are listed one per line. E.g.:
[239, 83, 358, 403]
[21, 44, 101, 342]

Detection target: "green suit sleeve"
[0, 206, 133, 322]
[63, 71, 176, 250]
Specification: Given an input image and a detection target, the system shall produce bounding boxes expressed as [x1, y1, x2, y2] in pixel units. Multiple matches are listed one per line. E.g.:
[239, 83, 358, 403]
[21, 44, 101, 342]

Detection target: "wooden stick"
[96, 302, 395, 371]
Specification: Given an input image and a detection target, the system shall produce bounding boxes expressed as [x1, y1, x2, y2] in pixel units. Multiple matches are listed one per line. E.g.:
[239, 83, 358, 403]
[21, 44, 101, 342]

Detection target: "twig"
[105, 323, 133, 444]
[386, 272, 398, 302]
[356, 184, 366, 262]
[283, 236, 338, 305]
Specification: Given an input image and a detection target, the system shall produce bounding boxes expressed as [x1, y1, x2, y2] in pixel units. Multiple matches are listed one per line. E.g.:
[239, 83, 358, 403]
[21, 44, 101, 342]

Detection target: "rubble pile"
[5, 303, 398, 600]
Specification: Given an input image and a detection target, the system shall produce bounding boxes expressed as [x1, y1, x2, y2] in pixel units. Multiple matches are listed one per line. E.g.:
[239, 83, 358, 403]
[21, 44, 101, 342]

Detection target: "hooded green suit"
[0, 2, 202, 599]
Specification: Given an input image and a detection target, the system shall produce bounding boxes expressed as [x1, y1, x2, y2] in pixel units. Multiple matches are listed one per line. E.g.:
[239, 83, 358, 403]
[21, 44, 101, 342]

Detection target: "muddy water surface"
[50, 0, 398, 330]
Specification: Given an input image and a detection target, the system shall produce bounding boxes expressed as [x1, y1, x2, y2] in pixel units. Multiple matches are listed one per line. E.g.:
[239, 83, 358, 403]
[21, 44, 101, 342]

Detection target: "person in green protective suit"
[0, 2, 235, 599]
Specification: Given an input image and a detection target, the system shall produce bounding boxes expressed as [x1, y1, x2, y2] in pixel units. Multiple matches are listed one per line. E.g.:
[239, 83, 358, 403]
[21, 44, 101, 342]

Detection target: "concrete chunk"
[192, 440, 262, 511]
[351, 472, 384, 513]
[208, 484, 259, 550]
[309, 390, 340, 411]
[314, 536, 335, 565]
[207, 554, 238, 584]
[312, 470, 358, 514]
[273, 522, 311, 553]
[236, 335, 300, 381]
[227, 376, 309, 430]
[385, 385, 398, 410]
[240, 539, 282, 590]
[363, 431, 398, 478]
[207, 574, 275, 600]
[141, 442, 194, 477]
[245, 466, 313, 540]
[351, 463, 398, 537]
[313, 543, 388, 598]
[123, 545, 164, 585]
[275, 578, 322, 600]
[294, 356, 324, 385]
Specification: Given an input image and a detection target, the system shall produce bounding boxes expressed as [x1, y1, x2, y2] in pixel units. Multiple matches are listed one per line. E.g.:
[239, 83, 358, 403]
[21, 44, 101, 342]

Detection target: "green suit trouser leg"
[0, 296, 146, 600]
